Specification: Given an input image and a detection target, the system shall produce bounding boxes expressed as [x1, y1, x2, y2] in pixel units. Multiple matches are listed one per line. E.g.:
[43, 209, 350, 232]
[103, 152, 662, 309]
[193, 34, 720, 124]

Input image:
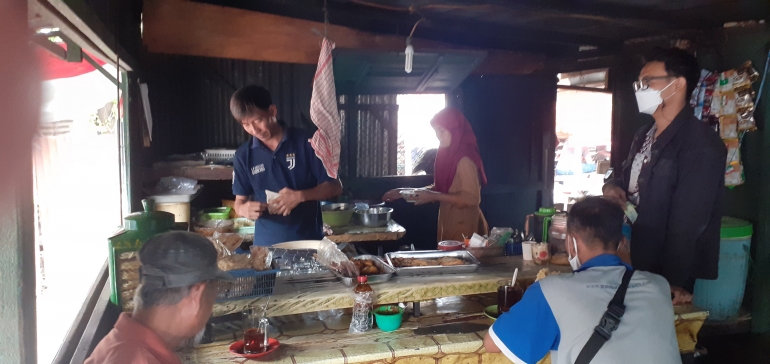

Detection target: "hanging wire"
[409, 18, 426, 39]
[323, 0, 329, 38]
[754, 47, 770, 109]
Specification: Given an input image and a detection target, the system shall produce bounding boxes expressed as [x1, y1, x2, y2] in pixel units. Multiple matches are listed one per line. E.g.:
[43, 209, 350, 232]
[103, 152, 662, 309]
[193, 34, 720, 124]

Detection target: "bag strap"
[574, 269, 635, 364]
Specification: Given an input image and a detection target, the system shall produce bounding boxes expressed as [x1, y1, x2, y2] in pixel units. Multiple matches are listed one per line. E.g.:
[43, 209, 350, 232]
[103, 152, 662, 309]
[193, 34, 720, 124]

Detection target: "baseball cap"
[139, 231, 235, 288]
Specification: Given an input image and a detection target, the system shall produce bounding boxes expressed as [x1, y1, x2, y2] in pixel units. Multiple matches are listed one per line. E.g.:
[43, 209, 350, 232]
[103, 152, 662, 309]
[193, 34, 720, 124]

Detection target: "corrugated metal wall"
[146, 54, 316, 158]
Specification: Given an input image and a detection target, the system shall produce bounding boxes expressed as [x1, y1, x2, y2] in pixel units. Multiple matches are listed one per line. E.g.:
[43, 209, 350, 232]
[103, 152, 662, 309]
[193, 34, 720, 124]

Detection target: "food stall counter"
[212, 256, 565, 317]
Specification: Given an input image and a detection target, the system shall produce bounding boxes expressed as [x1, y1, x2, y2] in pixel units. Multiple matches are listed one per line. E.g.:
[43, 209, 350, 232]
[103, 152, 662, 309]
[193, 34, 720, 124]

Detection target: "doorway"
[554, 69, 612, 210]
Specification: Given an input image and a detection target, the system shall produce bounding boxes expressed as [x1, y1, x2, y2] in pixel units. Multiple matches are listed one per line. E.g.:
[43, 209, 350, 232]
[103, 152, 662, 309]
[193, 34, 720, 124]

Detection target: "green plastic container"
[199, 207, 232, 221]
[108, 199, 176, 310]
[321, 203, 354, 227]
[693, 217, 753, 320]
[373, 306, 404, 332]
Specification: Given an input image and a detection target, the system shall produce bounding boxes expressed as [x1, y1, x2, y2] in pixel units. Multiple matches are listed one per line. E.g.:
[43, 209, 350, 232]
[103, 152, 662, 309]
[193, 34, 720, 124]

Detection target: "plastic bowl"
[373, 305, 404, 332]
[321, 203, 355, 227]
[233, 218, 255, 235]
[193, 219, 234, 237]
[199, 207, 233, 221]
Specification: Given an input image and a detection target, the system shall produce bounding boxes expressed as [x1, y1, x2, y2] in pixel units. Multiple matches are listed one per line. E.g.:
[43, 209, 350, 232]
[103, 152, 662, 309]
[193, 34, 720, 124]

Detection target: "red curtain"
[37, 42, 106, 81]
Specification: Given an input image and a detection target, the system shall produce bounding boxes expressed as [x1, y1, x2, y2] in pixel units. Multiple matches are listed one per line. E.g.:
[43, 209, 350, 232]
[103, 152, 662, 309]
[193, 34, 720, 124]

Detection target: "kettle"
[524, 207, 556, 243]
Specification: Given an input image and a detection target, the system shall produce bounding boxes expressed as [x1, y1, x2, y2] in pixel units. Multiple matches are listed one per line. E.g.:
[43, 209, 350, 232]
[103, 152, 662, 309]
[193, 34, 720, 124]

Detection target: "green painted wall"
[0, 184, 37, 363]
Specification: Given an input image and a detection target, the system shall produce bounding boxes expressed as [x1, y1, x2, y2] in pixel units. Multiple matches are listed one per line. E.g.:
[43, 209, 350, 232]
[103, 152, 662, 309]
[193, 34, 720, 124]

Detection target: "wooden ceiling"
[195, 0, 769, 56]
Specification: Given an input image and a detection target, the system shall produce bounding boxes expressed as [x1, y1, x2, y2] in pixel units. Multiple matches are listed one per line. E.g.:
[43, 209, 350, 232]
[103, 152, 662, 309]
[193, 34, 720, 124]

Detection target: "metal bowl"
[355, 207, 393, 227]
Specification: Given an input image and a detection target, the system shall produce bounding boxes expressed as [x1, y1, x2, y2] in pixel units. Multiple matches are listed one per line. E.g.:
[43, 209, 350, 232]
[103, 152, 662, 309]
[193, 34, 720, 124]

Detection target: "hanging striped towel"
[309, 38, 341, 179]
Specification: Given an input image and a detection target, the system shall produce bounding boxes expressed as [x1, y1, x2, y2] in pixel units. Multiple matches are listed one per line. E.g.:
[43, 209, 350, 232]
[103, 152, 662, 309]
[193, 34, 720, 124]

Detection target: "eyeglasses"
[633, 76, 674, 92]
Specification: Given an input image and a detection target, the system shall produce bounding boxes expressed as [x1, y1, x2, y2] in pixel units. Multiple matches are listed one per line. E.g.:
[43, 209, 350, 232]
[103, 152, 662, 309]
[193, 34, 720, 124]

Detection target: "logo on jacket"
[251, 164, 265, 175]
[286, 153, 296, 170]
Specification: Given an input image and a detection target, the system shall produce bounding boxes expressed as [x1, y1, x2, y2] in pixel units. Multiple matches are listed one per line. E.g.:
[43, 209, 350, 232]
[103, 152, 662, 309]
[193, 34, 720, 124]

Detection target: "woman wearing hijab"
[383, 107, 488, 242]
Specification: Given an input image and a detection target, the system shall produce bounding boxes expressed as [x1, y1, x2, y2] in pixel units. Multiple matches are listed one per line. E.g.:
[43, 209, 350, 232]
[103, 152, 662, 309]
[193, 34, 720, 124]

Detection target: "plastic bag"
[488, 227, 514, 246]
[208, 232, 238, 258]
[250, 245, 273, 271]
[156, 176, 198, 194]
[316, 238, 359, 277]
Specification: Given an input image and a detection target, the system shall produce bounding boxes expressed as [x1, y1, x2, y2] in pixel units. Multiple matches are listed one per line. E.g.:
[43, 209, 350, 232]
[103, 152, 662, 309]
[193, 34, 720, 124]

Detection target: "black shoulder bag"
[574, 269, 635, 364]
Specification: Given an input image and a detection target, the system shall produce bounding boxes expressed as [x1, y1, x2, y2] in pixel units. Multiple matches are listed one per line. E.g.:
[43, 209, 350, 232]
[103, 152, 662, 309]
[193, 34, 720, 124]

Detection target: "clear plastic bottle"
[349, 276, 374, 333]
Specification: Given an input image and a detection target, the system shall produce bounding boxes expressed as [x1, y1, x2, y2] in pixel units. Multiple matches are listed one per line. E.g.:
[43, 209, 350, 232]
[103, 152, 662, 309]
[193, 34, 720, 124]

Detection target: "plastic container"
[200, 207, 232, 220]
[548, 213, 568, 254]
[108, 199, 176, 310]
[321, 203, 355, 227]
[373, 306, 405, 332]
[216, 269, 279, 301]
[155, 202, 191, 223]
[438, 241, 464, 251]
[466, 245, 504, 258]
[693, 217, 753, 320]
[233, 218, 256, 235]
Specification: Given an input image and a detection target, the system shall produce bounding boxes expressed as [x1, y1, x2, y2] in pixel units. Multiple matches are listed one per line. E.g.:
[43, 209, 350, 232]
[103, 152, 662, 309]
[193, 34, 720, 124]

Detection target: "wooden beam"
[29, 0, 134, 71]
[142, 0, 545, 75]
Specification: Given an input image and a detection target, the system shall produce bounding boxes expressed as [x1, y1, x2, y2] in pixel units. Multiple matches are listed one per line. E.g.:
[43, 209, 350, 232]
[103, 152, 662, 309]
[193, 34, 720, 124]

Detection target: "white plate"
[272, 240, 323, 250]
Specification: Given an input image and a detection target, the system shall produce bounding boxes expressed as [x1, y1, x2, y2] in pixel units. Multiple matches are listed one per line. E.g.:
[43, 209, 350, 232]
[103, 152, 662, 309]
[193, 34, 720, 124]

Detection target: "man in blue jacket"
[484, 197, 680, 364]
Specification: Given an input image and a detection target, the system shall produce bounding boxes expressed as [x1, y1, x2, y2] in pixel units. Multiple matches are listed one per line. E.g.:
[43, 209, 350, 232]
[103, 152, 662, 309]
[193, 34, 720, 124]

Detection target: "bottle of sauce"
[349, 276, 374, 333]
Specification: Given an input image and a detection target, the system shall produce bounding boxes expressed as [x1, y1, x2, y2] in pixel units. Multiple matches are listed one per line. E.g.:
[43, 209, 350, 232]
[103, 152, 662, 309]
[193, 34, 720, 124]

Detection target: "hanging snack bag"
[737, 110, 756, 131]
[719, 115, 738, 139]
[725, 163, 745, 187]
[724, 139, 741, 166]
[719, 70, 735, 93]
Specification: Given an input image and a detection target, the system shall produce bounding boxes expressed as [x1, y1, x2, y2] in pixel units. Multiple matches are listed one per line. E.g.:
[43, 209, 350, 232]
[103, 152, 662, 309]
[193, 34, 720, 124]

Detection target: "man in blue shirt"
[230, 85, 342, 246]
[484, 197, 680, 364]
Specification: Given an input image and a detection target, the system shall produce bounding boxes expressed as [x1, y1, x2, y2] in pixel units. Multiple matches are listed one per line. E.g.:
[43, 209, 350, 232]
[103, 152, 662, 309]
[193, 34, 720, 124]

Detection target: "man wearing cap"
[85, 231, 235, 364]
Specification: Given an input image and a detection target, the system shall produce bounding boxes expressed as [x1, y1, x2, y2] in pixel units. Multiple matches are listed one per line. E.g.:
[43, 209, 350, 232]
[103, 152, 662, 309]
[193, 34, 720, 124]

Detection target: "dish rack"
[204, 149, 236, 163]
[216, 269, 279, 302]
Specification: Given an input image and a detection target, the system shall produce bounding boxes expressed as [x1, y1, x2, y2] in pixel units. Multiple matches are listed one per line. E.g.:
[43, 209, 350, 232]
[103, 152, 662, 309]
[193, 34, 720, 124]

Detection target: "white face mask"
[635, 80, 676, 115]
[569, 236, 581, 271]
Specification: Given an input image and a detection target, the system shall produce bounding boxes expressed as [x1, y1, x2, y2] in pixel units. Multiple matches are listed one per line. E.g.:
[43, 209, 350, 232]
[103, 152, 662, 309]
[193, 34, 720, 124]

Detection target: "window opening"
[34, 43, 127, 364]
[396, 94, 446, 176]
[554, 74, 612, 210]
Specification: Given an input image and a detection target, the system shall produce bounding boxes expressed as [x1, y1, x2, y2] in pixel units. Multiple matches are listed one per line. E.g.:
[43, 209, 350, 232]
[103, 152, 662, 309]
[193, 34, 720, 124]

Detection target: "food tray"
[334, 255, 395, 286]
[216, 268, 279, 302]
[385, 250, 480, 275]
[204, 149, 236, 162]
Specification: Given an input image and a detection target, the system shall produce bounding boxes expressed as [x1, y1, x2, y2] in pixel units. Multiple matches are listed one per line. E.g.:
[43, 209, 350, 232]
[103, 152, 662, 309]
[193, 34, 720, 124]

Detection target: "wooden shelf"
[148, 166, 234, 181]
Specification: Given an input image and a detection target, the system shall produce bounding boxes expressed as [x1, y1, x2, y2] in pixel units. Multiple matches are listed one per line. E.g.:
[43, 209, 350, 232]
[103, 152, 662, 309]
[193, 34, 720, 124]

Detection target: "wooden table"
[325, 220, 406, 243]
[186, 293, 709, 364]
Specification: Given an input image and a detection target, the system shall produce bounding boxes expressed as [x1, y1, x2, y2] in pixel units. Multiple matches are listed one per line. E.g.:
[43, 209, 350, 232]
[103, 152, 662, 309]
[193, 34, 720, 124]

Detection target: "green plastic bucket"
[693, 217, 753, 320]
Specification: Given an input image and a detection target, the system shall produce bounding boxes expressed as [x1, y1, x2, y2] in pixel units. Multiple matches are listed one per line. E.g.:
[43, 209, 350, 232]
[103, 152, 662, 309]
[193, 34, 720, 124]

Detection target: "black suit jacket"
[610, 106, 726, 287]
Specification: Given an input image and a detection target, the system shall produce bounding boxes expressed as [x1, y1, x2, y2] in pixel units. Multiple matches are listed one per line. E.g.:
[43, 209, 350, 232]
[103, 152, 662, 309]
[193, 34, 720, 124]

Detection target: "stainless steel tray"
[385, 250, 480, 275]
[335, 255, 395, 286]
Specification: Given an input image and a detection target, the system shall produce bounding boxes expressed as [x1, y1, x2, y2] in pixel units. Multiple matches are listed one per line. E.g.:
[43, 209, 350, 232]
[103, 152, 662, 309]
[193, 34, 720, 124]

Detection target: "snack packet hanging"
[725, 163, 745, 187]
[724, 138, 741, 166]
[719, 115, 738, 139]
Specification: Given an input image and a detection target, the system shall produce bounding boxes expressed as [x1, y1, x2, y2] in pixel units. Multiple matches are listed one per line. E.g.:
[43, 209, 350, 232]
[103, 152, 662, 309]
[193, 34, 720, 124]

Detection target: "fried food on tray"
[535, 268, 561, 282]
[351, 258, 380, 275]
[438, 257, 464, 266]
[391, 256, 468, 268]
[218, 254, 251, 271]
[361, 265, 380, 275]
